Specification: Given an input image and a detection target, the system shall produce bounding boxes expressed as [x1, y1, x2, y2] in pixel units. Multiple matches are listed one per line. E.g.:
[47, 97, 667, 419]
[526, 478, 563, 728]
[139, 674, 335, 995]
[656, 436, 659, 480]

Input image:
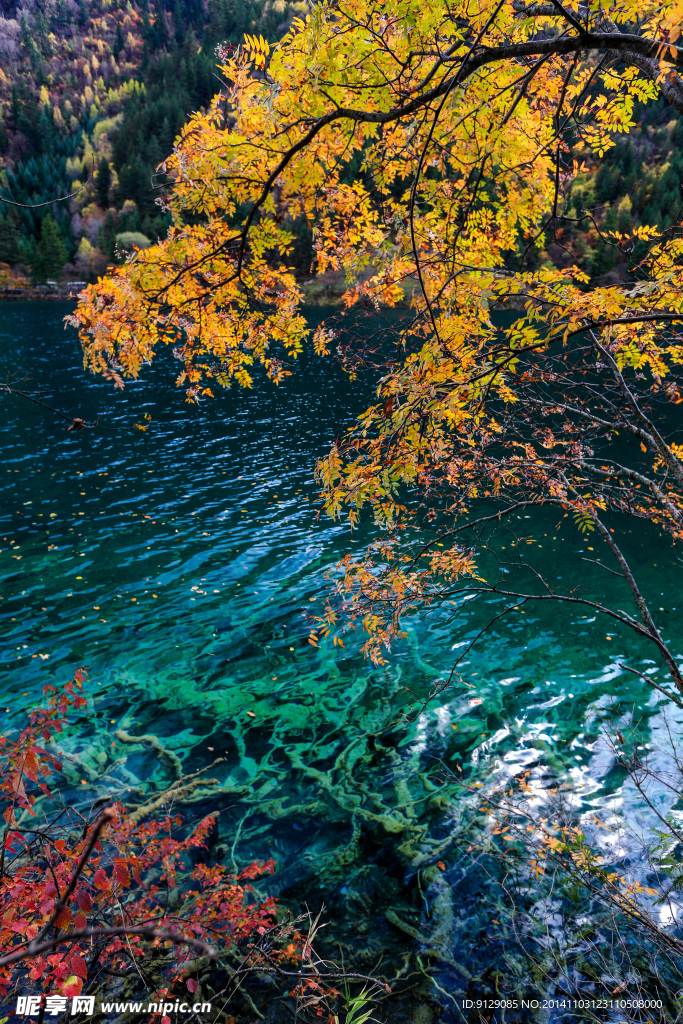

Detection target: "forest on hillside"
[0, 0, 311, 287]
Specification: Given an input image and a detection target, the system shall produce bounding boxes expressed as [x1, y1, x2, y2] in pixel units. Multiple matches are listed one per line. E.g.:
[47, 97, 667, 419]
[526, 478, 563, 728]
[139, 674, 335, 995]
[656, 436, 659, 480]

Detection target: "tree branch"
[0, 925, 217, 970]
[31, 808, 115, 950]
[235, 28, 683, 274]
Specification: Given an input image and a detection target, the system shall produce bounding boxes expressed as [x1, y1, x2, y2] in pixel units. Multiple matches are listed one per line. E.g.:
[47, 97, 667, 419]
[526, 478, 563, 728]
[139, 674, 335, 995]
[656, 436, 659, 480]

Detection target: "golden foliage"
[72, 0, 683, 672]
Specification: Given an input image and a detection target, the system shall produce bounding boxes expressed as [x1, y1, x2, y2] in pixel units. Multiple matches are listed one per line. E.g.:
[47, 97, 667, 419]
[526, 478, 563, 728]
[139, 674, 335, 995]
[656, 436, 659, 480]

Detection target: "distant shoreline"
[0, 278, 528, 311]
[0, 280, 86, 302]
[0, 269, 404, 306]
[0, 290, 77, 302]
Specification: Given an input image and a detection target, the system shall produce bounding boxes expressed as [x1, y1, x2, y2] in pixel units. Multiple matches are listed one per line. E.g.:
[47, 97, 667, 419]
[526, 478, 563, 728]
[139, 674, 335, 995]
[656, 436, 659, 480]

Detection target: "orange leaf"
[54, 907, 72, 928]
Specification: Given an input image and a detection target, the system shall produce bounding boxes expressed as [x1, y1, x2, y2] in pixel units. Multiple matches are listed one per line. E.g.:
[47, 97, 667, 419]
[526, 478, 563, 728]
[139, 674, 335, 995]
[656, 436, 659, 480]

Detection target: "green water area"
[2, 303, 682, 1019]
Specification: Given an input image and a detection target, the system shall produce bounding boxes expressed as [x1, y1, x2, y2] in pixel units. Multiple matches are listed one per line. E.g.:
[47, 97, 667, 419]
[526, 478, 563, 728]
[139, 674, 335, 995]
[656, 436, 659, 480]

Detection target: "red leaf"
[186, 978, 198, 994]
[74, 890, 92, 913]
[113, 858, 130, 887]
[74, 911, 87, 930]
[63, 976, 83, 999]
[69, 954, 87, 979]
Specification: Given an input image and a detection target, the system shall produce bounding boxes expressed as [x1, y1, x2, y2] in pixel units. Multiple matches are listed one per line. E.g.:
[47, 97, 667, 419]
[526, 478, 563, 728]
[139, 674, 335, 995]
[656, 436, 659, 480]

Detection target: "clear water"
[2, 302, 682, 1014]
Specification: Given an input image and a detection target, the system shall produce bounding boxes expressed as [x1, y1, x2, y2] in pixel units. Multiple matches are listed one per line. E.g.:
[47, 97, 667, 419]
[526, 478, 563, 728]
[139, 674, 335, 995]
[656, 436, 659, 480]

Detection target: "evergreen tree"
[96, 157, 112, 207]
[31, 213, 67, 281]
[113, 21, 125, 58]
[151, 7, 170, 50]
[595, 164, 620, 204]
[20, 11, 39, 67]
[98, 210, 118, 261]
[11, 82, 42, 151]
[0, 209, 22, 264]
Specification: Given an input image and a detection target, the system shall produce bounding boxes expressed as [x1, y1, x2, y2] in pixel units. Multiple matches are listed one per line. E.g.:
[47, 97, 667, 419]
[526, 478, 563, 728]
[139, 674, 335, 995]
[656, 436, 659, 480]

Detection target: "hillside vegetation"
[0, 0, 307, 286]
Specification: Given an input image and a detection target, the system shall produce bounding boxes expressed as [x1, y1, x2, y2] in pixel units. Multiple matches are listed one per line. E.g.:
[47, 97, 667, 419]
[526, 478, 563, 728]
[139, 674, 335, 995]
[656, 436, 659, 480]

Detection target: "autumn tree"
[70, 0, 683, 701]
[0, 676, 382, 1017]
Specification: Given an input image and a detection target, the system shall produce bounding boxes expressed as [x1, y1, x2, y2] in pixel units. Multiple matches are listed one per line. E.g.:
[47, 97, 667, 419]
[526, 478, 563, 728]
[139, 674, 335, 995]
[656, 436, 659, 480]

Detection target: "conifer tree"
[96, 157, 112, 208]
[0, 210, 22, 265]
[31, 213, 67, 281]
[113, 21, 125, 59]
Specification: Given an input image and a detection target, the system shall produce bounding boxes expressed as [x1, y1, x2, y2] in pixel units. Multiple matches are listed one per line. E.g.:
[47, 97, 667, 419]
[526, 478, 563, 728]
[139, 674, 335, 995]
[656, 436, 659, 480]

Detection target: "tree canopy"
[72, 0, 683, 693]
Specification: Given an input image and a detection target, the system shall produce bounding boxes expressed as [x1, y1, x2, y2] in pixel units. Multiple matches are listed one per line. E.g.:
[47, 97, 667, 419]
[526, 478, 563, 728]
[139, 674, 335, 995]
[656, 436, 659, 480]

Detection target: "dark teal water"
[2, 302, 682, 1013]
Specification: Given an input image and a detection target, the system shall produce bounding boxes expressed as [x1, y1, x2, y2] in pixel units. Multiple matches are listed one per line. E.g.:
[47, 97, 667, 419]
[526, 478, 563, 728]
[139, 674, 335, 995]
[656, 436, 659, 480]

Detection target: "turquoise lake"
[2, 301, 682, 1018]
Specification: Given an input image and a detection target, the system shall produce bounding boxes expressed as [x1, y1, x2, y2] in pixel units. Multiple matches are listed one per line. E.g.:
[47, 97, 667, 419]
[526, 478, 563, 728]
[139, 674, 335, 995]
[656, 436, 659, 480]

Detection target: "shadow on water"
[1, 302, 683, 1019]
